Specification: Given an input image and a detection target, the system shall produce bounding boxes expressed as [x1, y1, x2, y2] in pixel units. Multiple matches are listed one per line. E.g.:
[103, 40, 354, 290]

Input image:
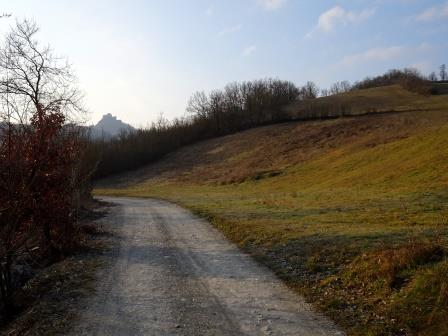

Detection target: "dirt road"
[70, 197, 344, 336]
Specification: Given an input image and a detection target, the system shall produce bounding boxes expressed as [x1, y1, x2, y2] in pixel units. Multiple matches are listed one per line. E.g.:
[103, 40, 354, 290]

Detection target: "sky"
[0, 0, 446, 127]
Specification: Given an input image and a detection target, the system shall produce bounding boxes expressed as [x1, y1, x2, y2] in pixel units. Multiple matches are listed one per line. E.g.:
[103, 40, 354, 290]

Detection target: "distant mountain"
[91, 113, 134, 139]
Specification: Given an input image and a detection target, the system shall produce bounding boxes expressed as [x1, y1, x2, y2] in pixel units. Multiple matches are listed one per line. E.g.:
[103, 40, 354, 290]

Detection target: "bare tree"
[208, 89, 225, 133]
[0, 19, 84, 124]
[0, 19, 85, 313]
[328, 81, 351, 95]
[428, 72, 438, 82]
[186, 91, 209, 120]
[440, 64, 447, 81]
[300, 81, 319, 100]
[320, 88, 329, 97]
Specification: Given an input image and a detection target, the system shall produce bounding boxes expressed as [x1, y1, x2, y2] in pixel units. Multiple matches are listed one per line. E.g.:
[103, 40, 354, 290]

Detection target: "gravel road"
[69, 197, 344, 336]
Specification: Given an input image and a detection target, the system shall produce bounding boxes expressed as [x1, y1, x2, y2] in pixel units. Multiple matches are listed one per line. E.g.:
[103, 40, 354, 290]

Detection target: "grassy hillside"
[96, 86, 448, 335]
[284, 84, 443, 118]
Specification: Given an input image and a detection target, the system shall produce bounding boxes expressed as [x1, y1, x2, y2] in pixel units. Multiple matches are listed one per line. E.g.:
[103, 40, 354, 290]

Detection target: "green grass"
[96, 88, 448, 335]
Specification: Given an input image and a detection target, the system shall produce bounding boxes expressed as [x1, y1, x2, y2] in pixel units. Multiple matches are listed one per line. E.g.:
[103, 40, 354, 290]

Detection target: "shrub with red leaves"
[0, 104, 83, 312]
[0, 19, 88, 315]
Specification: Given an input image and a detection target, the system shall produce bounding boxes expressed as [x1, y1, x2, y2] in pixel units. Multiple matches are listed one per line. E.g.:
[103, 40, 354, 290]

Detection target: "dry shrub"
[342, 241, 447, 334]
[390, 261, 448, 335]
[399, 76, 432, 96]
[347, 241, 445, 288]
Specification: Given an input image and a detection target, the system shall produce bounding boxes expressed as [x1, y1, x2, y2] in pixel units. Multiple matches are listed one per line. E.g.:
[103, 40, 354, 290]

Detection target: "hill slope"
[97, 86, 448, 336]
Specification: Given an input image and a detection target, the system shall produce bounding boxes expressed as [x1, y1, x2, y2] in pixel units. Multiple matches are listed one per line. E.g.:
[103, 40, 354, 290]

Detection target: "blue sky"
[0, 0, 446, 126]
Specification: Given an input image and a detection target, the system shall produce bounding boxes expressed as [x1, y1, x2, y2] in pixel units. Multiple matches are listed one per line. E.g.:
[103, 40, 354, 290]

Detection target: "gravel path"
[69, 197, 344, 336]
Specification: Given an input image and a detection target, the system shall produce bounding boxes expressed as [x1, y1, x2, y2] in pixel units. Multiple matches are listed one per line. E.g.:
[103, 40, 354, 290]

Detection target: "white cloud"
[416, 2, 448, 22]
[318, 6, 376, 31]
[306, 6, 375, 38]
[346, 8, 377, 24]
[257, 0, 287, 11]
[218, 24, 243, 37]
[341, 46, 407, 66]
[317, 6, 345, 32]
[242, 45, 256, 57]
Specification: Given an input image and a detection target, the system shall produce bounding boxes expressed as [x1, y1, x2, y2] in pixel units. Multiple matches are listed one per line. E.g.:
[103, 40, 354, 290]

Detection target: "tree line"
[92, 79, 322, 178]
[350, 68, 433, 95]
[92, 67, 434, 179]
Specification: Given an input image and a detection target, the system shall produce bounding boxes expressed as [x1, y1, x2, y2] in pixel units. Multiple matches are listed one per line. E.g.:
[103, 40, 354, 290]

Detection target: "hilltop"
[97, 85, 448, 335]
[91, 113, 134, 139]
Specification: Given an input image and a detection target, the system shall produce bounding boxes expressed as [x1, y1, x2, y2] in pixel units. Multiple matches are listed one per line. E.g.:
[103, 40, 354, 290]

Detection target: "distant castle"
[91, 113, 134, 139]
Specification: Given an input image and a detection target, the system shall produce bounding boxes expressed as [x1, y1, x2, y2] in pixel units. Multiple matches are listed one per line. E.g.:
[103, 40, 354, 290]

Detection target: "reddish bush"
[0, 19, 87, 315]
[0, 105, 84, 312]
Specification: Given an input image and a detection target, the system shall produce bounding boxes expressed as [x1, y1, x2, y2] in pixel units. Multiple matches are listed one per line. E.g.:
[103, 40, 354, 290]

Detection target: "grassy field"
[96, 86, 448, 335]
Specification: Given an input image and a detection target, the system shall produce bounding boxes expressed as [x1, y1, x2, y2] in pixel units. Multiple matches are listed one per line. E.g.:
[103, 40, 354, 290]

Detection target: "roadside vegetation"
[96, 85, 448, 335]
[0, 20, 96, 328]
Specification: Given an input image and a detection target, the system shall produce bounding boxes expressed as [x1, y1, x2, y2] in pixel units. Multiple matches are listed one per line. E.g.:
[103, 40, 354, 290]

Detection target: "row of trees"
[321, 81, 352, 96]
[350, 68, 431, 94]
[93, 79, 311, 177]
[93, 67, 438, 178]
[185, 79, 319, 135]
[323, 68, 442, 97]
[0, 20, 90, 316]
